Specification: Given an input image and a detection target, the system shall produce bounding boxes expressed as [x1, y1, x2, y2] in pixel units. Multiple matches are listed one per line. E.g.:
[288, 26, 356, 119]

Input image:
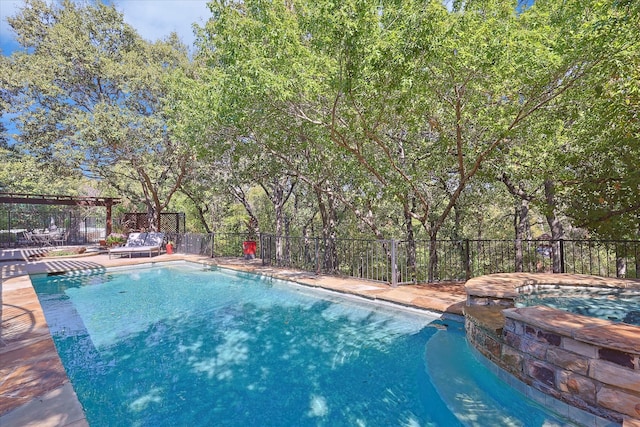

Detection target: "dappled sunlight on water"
[190, 329, 250, 380]
[307, 394, 329, 417]
[426, 323, 567, 427]
[129, 386, 163, 412]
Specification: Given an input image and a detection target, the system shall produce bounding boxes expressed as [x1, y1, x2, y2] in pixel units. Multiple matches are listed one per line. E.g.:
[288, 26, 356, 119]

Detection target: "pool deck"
[0, 249, 466, 427]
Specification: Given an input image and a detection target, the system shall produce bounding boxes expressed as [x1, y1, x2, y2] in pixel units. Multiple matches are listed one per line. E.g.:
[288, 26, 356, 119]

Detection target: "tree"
[4, 0, 193, 230]
[560, 5, 640, 240]
[165, 0, 640, 283]
[189, 0, 634, 278]
[0, 122, 9, 150]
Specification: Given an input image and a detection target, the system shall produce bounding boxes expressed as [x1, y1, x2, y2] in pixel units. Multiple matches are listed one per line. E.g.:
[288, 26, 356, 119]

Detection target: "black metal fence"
[0, 209, 106, 248]
[465, 239, 640, 280]
[166, 232, 640, 285]
[260, 235, 640, 284]
[166, 232, 253, 258]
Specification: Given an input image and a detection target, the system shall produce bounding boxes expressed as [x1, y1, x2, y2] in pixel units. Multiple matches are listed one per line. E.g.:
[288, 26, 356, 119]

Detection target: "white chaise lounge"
[108, 232, 165, 259]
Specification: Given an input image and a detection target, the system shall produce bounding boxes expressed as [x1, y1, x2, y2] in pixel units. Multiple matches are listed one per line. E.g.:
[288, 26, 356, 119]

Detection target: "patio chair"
[16, 231, 34, 247]
[108, 232, 164, 259]
[52, 230, 69, 246]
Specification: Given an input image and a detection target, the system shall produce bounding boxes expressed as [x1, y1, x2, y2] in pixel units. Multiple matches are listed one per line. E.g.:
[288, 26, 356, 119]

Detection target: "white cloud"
[114, 0, 211, 48]
[0, 0, 23, 47]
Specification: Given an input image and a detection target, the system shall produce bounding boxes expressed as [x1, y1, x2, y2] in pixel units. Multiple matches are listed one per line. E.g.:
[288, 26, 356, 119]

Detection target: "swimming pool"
[515, 286, 640, 326]
[32, 262, 572, 426]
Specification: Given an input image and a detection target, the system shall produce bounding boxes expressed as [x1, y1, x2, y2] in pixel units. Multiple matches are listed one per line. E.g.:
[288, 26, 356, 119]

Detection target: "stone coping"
[462, 304, 505, 333]
[504, 306, 640, 355]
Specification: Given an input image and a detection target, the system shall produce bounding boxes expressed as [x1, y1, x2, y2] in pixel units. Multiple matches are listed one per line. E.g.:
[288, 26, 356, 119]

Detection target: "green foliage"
[0, 145, 86, 194]
[105, 233, 127, 246]
[4, 0, 638, 242]
[561, 28, 640, 238]
[176, 0, 640, 243]
[4, 0, 194, 229]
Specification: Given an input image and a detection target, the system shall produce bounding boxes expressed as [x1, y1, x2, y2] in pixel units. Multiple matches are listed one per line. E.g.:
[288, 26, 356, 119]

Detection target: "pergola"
[0, 192, 121, 235]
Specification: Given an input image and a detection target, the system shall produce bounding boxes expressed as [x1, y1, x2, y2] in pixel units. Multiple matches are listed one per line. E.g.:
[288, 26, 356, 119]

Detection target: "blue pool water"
[515, 286, 640, 326]
[32, 262, 572, 426]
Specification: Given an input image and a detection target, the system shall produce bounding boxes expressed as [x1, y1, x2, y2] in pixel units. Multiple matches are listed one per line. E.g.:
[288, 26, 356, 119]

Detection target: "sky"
[0, 0, 212, 55]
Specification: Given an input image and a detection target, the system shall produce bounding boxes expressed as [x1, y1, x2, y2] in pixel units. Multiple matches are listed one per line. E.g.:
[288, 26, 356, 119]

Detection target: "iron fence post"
[615, 242, 626, 278]
[315, 237, 320, 274]
[464, 239, 471, 281]
[559, 239, 565, 273]
[391, 239, 398, 287]
[211, 232, 215, 258]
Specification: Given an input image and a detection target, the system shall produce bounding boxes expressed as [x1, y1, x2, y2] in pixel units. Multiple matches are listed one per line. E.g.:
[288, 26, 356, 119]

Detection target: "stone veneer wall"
[464, 273, 640, 427]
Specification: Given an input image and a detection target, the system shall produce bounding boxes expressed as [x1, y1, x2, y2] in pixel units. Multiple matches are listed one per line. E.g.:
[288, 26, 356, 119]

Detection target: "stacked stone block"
[464, 273, 640, 426]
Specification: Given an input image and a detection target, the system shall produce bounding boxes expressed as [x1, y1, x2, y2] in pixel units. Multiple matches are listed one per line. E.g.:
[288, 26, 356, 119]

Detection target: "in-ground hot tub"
[463, 273, 640, 426]
[514, 285, 640, 326]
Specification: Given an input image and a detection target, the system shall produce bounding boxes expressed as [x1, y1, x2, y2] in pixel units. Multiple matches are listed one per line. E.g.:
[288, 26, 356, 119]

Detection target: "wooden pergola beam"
[0, 192, 122, 235]
[0, 192, 121, 207]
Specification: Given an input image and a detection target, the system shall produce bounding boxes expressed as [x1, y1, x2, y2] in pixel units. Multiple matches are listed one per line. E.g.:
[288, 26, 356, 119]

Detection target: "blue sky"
[1, 0, 211, 55]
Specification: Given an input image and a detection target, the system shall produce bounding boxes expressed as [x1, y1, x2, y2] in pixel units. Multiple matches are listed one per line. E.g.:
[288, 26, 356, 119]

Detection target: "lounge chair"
[108, 232, 164, 259]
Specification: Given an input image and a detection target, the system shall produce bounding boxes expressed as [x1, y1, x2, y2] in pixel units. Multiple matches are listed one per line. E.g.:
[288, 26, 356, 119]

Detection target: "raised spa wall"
[464, 273, 640, 427]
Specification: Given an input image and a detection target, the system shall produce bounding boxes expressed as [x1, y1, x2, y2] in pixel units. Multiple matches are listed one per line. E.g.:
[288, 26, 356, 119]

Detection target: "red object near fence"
[243, 240, 256, 259]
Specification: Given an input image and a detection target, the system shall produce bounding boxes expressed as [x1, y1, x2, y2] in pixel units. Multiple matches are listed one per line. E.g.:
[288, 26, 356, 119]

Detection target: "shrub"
[106, 233, 127, 246]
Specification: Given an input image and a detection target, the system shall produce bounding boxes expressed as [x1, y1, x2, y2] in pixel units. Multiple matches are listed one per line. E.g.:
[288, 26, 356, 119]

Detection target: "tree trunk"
[544, 179, 564, 273]
[326, 193, 339, 272]
[229, 185, 261, 238]
[284, 214, 291, 264]
[500, 173, 533, 273]
[427, 222, 438, 283]
[403, 197, 417, 284]
[514, 198, 530, 272]
[274, 184, 285, 263]
[615, 243, 627, 278]
[181, 190, 211, 233]
[145, 202, 160, 232]
[315, 187, 338, 273]
[259, 177, 295, 265]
